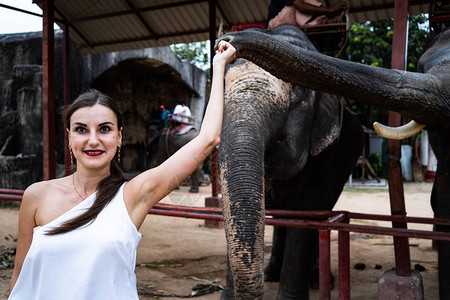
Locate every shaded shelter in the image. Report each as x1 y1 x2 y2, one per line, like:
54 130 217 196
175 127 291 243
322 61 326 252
3 0 436 291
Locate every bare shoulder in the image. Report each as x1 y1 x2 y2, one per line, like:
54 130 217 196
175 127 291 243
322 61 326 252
22 177 71 207
22 181 47 205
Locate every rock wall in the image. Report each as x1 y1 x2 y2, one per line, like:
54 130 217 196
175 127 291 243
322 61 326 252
0 30 207 189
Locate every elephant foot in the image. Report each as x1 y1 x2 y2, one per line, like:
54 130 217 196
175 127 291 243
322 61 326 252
264 264 281 282
189 186 199 193
276 288 309 300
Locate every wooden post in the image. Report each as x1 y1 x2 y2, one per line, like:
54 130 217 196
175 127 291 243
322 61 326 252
388 0 411 276
205 0 223 228
64 24 71 176
42 0 56 180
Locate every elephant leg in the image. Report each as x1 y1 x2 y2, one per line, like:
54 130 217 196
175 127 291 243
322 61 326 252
430 152 450 300
189 166 202 193
221 258 235 300
265 225 287 282
438 240 450 299
432 183 450 299
277 228 318 300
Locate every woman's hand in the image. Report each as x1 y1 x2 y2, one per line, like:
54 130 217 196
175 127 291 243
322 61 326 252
213 41 236 67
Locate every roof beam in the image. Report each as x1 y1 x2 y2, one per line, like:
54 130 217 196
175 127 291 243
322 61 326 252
0 3 41 17
0 3 62 24
78 28 210 50
66 0 209 24
54 7 94 48
123 0 159 39
350 0 429 13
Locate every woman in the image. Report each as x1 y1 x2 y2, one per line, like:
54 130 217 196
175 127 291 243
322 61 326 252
266 0 347 29
9 41 236 300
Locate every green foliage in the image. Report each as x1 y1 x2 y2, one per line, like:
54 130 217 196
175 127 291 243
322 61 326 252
369 152 387 178
345 15 430 71
170 41 210 71
345 15 431 128
1 234 17 269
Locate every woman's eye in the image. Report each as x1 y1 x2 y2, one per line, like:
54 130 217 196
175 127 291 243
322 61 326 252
75 127 86 133
100 126 111 133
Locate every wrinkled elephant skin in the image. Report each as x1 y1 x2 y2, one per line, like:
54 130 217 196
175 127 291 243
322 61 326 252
219 26 450 299
218 25 363 299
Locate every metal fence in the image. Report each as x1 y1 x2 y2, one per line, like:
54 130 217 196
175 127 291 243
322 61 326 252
2 188 450 300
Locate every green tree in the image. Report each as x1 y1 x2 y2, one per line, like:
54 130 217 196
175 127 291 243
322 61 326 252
344 15 431 128
346 14 430 71
343 15 430 178
170 41 210 71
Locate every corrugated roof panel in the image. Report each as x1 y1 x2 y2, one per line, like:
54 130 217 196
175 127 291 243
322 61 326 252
163 10 186 36
59 0 128 20
107 16 142 39
149 7 182 36
142 10 167 35
183 4 207 30
83 0 128 15
169 7 194 32
44 0 431 54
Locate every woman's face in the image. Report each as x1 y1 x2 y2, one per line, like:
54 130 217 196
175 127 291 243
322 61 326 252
68 104 122 171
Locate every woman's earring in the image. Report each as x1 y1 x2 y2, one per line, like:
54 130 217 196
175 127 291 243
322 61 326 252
117 146 121 163
69 146 74 165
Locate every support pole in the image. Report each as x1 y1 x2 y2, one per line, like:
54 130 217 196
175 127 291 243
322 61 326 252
42 0 56 180
209 0 219 198
387 0 411 277
205 0 223 228
339 230 350 300
319 230 331 300
64 24 71 176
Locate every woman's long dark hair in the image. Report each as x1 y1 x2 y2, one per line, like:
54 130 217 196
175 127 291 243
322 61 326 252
46 89 127 235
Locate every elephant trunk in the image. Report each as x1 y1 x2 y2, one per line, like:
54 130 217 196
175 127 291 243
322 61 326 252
218 28 450 126
219 59 291 299
220 129 265 299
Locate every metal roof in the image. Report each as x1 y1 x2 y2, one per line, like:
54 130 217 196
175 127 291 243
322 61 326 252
35 0 430 54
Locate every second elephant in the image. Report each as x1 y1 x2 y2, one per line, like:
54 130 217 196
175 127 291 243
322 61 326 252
152 127 203 193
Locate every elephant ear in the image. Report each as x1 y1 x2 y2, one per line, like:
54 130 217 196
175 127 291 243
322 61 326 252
309 93 343 156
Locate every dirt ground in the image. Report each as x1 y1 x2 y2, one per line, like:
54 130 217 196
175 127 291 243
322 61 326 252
0 181 439 300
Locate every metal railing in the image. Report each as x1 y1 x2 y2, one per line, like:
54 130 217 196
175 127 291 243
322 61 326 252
2 188 450 300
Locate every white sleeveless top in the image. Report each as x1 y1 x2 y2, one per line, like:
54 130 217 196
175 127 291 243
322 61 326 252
9 183 142 300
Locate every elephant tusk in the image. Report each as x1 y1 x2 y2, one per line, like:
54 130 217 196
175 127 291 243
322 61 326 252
373 120 426 140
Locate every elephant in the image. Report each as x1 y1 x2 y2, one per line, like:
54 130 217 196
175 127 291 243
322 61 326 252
150 124 203 193
218 26 450 299
217 25 364 299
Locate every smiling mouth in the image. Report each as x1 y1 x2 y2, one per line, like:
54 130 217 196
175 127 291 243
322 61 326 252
84 150 105 156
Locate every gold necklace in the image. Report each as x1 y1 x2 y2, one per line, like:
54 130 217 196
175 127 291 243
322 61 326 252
72 173 85 200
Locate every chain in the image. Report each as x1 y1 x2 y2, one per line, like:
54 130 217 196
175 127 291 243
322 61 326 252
72 173 85 200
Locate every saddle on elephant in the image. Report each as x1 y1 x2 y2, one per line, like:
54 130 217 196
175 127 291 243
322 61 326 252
167 113 194 125
163 123 196 136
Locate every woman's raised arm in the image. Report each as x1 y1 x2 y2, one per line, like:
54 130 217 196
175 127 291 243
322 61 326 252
124 42 236 228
